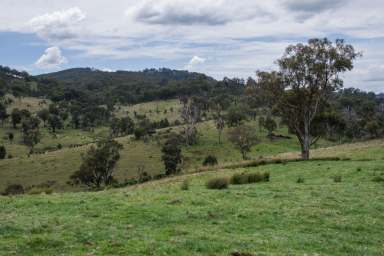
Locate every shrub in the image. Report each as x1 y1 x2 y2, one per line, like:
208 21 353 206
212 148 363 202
3 184 24 195
333 175 342 183
356 167 362 172
27 186 53 195
206 177 229 189
57 143 63 150
230 172 270 185
180 179 189 190
134 127 147 140
0 145 6 159
296 177 305 183
372 176 384 182
202 155 218 166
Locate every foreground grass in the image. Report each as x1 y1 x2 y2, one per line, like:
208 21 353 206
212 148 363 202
1 157 384 255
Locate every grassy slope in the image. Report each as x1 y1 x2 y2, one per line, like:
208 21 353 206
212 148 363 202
1 94 319 192
0 141 383 255
0 118 323 192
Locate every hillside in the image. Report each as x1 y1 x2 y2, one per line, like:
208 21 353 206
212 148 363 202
36 68 219 104
0 140 383 255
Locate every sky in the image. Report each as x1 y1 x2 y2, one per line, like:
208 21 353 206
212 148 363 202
0 0 383 92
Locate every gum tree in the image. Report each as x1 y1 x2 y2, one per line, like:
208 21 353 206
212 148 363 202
260 38 359 159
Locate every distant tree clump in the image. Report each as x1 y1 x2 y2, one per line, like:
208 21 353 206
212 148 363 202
70 140 123 189
228 125 259 160
161 135 182 175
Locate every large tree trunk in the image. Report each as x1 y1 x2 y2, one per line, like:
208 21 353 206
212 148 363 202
301 116 311 160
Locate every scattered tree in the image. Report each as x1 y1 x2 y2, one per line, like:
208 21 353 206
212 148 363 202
259 38 359 159
10 108 22 129
181 98 200 145
21 117 41 155
70 140 123 189
263 116 277 137
228 125 259 160
161 135 182 175
37 109 49 127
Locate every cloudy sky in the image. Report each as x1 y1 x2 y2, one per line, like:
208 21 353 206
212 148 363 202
0 0 383 92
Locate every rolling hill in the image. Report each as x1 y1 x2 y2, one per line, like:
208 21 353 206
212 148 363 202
0 139 383 255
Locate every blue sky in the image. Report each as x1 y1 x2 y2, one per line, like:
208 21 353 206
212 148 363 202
0 0 383 92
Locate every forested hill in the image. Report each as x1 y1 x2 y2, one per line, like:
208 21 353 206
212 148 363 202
36 68 221 104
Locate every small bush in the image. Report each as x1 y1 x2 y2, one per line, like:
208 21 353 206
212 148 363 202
206 177 229 189
0 145 6 159
3 184 24 195
372 176 384 182
230 172 270 185
296 177 305 183
27 186 53 195
180 179 189 190
356 167 362 172
333 175 342 183
57 143 63 150
202 155 218 166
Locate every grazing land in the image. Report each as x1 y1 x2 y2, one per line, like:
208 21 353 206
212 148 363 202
0 140 383 255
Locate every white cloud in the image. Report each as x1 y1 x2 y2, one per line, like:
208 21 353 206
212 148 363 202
35 46 68 69
126 0 271 26
28 7 86 41
185 56 206 69
0 0 383 91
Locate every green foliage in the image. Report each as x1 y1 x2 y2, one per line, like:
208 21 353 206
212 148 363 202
161 135 182 175
180 179 190 190
258 38 360 159
230 172 270 185
10 108 22 128
0 145 6 159
225 104 248 127
372 176 384 182
333 175 342 183
206 177 229 189
2 183 24 195
228 125 259 160
70 139 123 189
263 116 277 136
202 155 218 166
21 116 41 154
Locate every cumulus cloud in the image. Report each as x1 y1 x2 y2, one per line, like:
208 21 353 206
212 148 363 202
28 7 86 40
283 0 345 20
185 56 206 69
0 0 383 91
35 46 67 69
127 0 271 26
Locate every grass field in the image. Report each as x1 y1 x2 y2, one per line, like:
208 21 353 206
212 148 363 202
0 140 383 255
114 99 183 122
0 117 333 192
